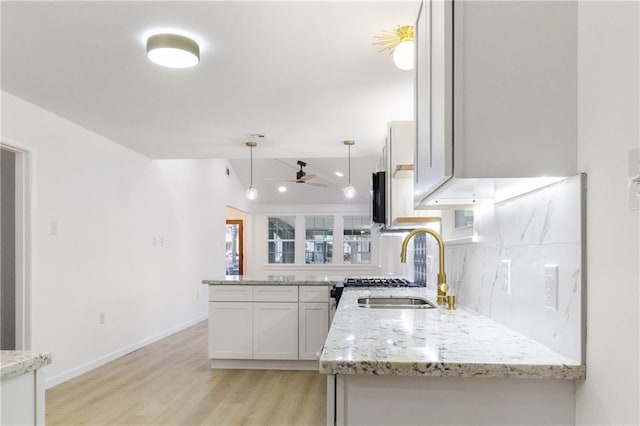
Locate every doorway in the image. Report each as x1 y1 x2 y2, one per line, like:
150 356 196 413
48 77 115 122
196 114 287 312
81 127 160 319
1 144 30 350
225 220 243 275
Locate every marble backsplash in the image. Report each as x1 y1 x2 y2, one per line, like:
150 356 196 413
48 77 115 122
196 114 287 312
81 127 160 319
445 175 585 363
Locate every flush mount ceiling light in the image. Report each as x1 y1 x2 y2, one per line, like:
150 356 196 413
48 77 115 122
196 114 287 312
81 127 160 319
245 142 258 201
342 140 356 199
373 25 415 71
146 33 200 68
278 186 287 193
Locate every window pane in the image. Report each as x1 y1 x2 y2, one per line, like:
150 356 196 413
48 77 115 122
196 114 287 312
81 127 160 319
343 215 371 264
305 215 333 264
267 216 295 264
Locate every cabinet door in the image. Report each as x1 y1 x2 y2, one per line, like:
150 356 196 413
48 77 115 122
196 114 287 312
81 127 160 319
208 302 253 359
414 0 453 206
253 303 299 360
299 303 329 360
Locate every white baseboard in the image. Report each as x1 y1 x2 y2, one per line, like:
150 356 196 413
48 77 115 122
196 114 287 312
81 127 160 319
209 359 319 371
45 315 207 389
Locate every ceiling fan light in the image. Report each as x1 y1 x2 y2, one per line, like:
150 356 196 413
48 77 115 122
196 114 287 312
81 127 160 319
343 185 357 199
393 40 415 71
246 186 259 200
146 33 200 68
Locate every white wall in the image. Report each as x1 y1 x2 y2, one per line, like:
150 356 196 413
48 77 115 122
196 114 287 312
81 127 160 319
575 2 640 424
1 92 249 387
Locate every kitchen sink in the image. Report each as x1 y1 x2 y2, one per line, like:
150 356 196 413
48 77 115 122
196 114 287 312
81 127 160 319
357 296 437 309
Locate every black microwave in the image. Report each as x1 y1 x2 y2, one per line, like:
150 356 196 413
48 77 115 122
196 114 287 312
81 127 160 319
372 171 386 225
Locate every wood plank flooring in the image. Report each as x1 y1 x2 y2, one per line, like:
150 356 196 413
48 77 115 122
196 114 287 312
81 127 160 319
46 321 326 425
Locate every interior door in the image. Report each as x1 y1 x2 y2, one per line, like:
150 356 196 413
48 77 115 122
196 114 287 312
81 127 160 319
225 220 243 275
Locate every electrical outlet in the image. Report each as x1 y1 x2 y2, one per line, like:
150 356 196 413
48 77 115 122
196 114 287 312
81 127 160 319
544 264 559 310
99 312 106 325
501 260 511 295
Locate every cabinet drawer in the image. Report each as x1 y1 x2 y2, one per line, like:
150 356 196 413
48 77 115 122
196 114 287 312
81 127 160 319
299 286 329 303
252 286 298 302
209 285 252 302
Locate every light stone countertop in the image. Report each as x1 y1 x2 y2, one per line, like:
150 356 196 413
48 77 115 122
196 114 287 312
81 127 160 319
202 274 344 286
1 351 52 382
319 288 585 380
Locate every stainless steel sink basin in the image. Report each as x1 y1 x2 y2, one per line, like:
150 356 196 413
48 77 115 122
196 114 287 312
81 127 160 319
357 296 437 309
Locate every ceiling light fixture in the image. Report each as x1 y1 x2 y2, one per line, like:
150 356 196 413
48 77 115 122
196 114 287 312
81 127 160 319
373 25 415 71
146 33 200 68
335 171 344 178
343 140 356 199
245 142 258 201
278 186 287 193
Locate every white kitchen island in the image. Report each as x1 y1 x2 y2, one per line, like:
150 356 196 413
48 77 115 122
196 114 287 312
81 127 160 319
1 351 51 426
320 288 585 425
203 275 342 370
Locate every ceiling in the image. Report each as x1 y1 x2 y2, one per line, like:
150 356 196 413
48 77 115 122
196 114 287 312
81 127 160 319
1 1 417 204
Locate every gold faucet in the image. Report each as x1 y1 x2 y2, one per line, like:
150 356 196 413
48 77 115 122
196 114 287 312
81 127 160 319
400 228 449 305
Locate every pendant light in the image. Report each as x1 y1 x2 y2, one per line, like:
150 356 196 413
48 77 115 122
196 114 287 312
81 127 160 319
343 140 356 199
245 142 258 200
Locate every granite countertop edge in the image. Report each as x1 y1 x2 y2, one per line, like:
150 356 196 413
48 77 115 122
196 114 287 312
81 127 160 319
319 360 585 380
1 351 52 382
202 275 343 286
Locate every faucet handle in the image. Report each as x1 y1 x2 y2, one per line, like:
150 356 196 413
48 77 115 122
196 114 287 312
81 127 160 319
446 295 456 310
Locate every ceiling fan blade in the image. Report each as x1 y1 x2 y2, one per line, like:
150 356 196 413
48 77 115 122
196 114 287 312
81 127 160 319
298 174 315 182
305 182 329 188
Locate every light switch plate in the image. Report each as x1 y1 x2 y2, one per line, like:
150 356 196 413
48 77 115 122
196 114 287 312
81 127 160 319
544 264 559 310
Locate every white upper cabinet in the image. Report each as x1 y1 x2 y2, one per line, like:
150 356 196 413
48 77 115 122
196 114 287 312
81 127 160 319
414 0 578 208
383 121 441 228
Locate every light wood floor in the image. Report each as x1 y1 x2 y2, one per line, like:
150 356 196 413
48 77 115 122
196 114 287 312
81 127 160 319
46 321 326 425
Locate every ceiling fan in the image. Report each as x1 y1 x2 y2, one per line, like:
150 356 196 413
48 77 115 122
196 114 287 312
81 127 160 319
289 161 329 188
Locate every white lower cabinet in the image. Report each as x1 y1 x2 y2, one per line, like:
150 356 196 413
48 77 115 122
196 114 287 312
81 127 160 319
208 285 329 364
253 302 299 360
299 303 329 360
208 302 253 359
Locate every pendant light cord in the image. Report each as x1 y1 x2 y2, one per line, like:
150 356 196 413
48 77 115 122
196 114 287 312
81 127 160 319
348 145 352 185
250 145 253 187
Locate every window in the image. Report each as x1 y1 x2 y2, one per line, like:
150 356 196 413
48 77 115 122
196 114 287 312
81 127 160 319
268 216 295 264
305 216 333 264
343 215 371 264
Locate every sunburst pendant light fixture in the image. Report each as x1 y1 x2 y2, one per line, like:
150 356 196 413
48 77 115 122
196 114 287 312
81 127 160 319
343 140 356 199
373 25 415 71
245 142 258 201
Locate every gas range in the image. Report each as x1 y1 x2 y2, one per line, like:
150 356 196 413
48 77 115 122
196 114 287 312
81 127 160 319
343 277 414 287
330 277 422 305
